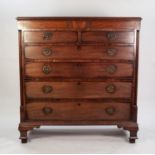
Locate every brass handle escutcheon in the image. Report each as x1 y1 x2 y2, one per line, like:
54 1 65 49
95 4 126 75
42 107 53 115
105 107 115 115
107 32 117 40
43 32 53 40
105 84 116 93
107 48 117 56
106 64 117 74
42 48 52 56
42 85 53 94
42 65 51 74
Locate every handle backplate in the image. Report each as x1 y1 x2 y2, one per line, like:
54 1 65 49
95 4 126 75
42 85 53 94
42 48 52 56
107 48 117 56
106 64 117 74
105 107 116 115
42 65 51 74
42 107 53 114
43 32 53 40
105 84 116 93
107 32 117 40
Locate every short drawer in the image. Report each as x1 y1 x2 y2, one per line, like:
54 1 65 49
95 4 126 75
82 31 134 43
26 102 130 121
25 45 134 60
25 62 133 78
26 82 132 99
24 31 77 43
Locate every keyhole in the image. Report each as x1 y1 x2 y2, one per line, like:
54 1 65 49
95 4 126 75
77 45 81 50
77 103 81 106
77 82 81 85
76 63 81 67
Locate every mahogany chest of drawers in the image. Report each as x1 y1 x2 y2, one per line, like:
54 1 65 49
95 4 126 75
17 17 141 143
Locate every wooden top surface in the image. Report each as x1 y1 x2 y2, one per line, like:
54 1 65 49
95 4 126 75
16 17 142 21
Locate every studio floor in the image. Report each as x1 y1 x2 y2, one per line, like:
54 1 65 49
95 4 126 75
0 99 155 154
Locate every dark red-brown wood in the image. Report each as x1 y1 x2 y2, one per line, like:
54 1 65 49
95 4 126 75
26 82 132 99
25 45 134 60
25 62 133 78
82 31 134 43
17 17 141 143
24 31 77 43
26 102 130 121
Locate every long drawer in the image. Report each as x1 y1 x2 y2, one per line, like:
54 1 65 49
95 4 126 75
26 82 132 99
25 62 133 78
25 45 134 60
26 102 130 121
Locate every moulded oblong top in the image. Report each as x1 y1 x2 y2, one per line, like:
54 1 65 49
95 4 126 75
16 16 142 21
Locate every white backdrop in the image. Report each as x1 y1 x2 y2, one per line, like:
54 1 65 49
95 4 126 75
0 0 155 153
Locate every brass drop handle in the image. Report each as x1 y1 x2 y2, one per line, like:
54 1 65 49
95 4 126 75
107 48 117 56
106 64 117 74
105 107 115 115
42 48 52 56
105 84 116 93
42 65 51 74
42 107 53 115
42 85 53 94
107 32 117 40
43 32 53 40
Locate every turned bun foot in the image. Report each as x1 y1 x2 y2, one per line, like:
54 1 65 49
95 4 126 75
21 138 27 143
129 138 136 143
19 130 28 144
129 130 138 143
117 125 122 129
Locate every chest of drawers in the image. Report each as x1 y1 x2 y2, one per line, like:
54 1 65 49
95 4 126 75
17 17 141 143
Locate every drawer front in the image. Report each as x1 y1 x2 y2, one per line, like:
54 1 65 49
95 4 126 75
26 102 130 121
26 82 132 99
25 62 133 78
82 31 134 43
24 31 77 43
25 45 134 60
